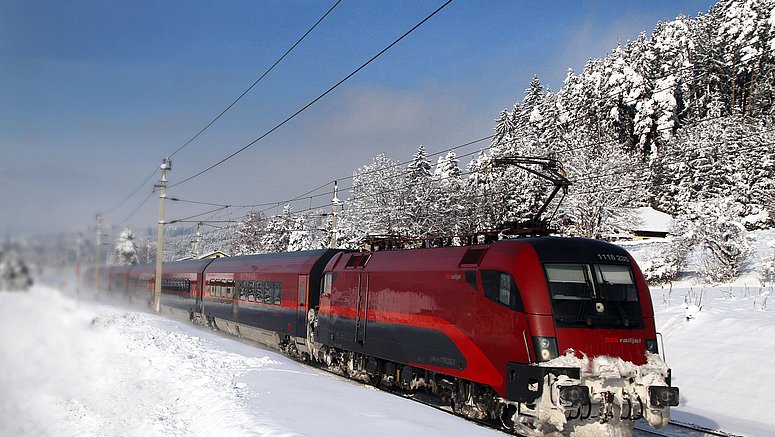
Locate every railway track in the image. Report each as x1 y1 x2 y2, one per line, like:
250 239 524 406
633 419 743 437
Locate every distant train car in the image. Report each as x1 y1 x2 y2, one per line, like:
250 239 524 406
126 262 155 299
199 249 339 352
159 259 213 312
107 265 132 293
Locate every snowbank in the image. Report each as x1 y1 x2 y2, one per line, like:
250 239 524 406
651 284 775 436
0 285 497 437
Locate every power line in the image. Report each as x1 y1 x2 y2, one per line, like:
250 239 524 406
168 0 343 159
117 190 155 226
169 0 455 189
101 168 158 216
101 1 342 219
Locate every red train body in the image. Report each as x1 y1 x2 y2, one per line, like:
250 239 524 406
90 236 677 435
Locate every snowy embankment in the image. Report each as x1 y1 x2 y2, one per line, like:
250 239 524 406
0 286 497 437
622 229 775 437
651 284 775 436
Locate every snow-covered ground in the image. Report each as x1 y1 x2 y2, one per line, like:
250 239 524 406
3 230 775 436
0 286 497 437
621 230 775 436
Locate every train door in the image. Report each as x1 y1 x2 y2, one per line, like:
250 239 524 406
355 273 370 345
196 275 206 314
296 274 309 337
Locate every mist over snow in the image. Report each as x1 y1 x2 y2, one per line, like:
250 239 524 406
0 286 497 437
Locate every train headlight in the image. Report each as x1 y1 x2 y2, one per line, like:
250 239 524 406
648 386 679 407
646 339 659 354
532 336 559 362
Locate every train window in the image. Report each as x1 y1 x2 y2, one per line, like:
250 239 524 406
273 283 282 305
545 264 595 300
594 265 638 302
465 271 477 291
322 273 333 294
481 270 523 312
263 283 272 304
459 248 487 267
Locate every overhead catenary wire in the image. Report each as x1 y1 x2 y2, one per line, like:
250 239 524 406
194 114 774 228
101 169 158 216
99 1 342 220
168 0 343 159
169 0 455 189
103 28 760 224
117 190 156 226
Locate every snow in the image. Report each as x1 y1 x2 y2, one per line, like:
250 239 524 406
0 285 497 437
635 207 672 234
623 229 775 436
651 284 775 436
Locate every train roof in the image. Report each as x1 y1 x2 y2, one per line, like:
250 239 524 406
205 249 340 274
161 258 214 274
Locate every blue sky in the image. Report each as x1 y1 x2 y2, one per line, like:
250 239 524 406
0 0 717 237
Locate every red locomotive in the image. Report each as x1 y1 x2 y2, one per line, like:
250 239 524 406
91 235 678 435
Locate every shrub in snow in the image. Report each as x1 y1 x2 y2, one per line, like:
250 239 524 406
761 251 775 286
0 251 33 291
641 252 683 285
672 198 753 283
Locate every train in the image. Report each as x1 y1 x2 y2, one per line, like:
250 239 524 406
89 236 679 435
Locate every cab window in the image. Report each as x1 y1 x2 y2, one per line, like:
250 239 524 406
544 264 594 300
481 270 523 312
594 264 638 301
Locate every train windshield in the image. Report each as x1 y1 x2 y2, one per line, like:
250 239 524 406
544 263 642 327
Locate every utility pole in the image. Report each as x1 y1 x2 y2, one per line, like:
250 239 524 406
95 214 102 298
329 181 342 249
76 233 82 306
153 158 171 314
194 222 202 258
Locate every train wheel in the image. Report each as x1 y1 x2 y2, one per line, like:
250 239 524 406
500 404 517 431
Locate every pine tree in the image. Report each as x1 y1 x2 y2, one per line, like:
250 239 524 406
404 145 434 238
113 228 139 265
349 153 406 239
234 211 267 255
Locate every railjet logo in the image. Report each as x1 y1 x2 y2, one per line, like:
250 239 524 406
605 337 642 344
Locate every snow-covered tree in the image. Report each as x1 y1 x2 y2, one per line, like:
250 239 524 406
287 213 315 252
760 240 775 285
673 198 754 283
557 140 644 238
234 211 267 255
113 228 139 265
261 205 295 253
430 151 464 235
404 145 434 238
0 249 33 291
349 153 406 239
